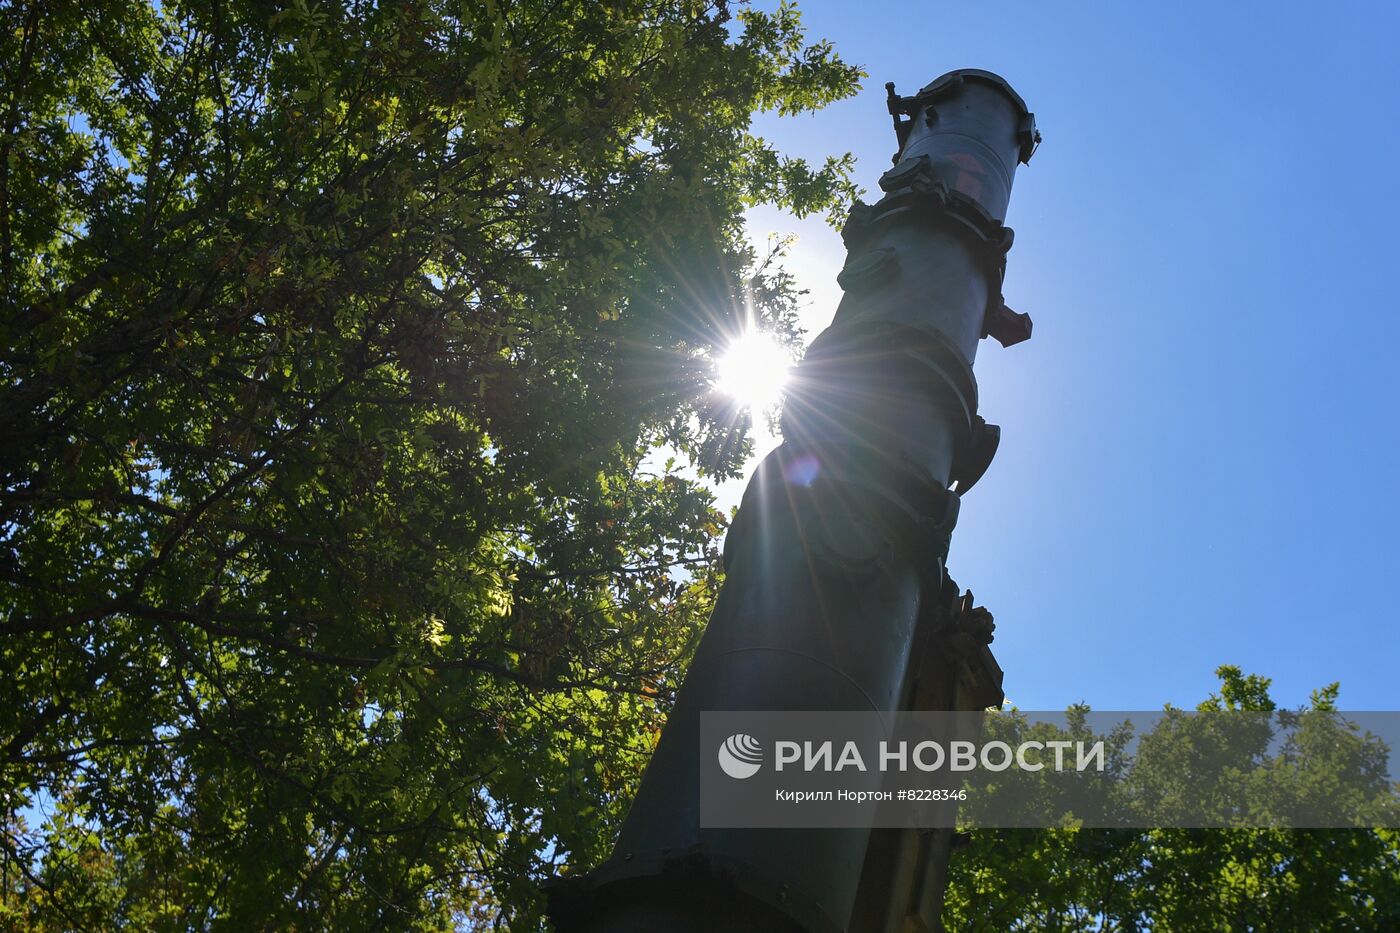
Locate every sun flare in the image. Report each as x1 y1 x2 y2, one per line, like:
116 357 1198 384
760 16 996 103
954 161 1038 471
715 330 793 412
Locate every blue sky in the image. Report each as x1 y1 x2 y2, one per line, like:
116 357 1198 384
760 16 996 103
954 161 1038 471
726 1 1400 711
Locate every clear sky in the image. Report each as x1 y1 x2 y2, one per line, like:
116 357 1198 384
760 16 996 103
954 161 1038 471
724 1 1400 711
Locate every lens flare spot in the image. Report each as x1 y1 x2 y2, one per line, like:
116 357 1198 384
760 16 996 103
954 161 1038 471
783 453 821 487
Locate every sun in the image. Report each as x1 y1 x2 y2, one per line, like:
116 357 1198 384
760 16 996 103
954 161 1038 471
714 329 793 412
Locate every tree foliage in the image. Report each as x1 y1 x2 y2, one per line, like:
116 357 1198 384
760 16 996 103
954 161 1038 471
0 0 862 928
946 667 1400 931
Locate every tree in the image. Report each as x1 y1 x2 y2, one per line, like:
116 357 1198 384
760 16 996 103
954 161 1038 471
944 667 1400 931
0 1 862 928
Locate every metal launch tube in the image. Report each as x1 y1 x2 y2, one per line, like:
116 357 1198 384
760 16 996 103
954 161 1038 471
549 69 1039 933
